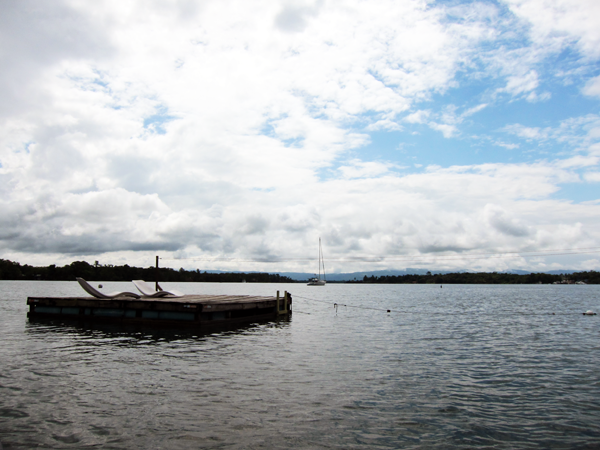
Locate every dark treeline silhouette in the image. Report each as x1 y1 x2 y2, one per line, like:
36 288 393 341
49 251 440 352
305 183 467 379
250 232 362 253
0 259 294 283
1 258 598 284
354 271 599 284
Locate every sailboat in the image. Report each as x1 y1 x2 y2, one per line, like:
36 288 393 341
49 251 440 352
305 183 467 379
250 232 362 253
307 238 326 286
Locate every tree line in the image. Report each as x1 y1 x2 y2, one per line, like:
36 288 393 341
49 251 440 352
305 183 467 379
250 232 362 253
1 258 598 284
0 259 294 283
355 271 599 284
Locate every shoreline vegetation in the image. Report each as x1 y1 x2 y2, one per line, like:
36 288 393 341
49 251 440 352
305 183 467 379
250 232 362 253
0 259 294 283
0 259 598 284
354 271 599 285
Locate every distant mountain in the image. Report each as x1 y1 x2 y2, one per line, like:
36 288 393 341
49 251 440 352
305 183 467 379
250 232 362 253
542 270 579 275
499 269 579 275
184 268 582 282
503 269 531 275
275 268 582 282
277 268 462 282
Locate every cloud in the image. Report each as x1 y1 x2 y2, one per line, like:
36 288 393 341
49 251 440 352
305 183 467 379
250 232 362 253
556 155 599 169
503 70 540 96
503 114 600 151
582 75 600 98
494 70 550 102
337 159 392 179
494 141 520 150
2 156 599 272
581 259 600 270
584 172 600 182
428 122 459 138
404 110 430 124
505 0 600 59
411 103 487 138
484 204 531 237
365 119 402 131
463 103 488 117
0 0 599 273
275 0 323 33
503 124 550 140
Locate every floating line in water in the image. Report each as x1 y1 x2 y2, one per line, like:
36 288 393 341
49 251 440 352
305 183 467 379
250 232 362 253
293 294 591 316
293 294 402 314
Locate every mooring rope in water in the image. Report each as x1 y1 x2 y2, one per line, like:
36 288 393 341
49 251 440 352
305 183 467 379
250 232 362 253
292 294 596 316
293 294 400 314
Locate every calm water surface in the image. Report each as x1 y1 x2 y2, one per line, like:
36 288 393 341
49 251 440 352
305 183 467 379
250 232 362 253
1 281 599 449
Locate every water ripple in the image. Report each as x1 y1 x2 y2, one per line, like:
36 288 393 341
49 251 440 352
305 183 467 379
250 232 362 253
1 282 600 448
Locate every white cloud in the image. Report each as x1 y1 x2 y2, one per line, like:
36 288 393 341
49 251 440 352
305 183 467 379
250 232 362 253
505 0 600 59
404 110 430 124
525 90 551 102
494 141 520 150
0 0 599 273
584 172 600 182
589 144 600 156
2 156 599 272
274 0 323 33
365 119 402 131
580 259 600 270
503 70 540 96
495 70 551 102
337 159 392 179
463 103 488 117
582 75 600 98
412 103 487 138
503 115 600 152
484 204 531 237
504 124 549 140
428 122 459 138
557 155 599 169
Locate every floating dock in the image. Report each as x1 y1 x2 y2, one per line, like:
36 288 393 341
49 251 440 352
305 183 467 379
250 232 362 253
27 291 291 327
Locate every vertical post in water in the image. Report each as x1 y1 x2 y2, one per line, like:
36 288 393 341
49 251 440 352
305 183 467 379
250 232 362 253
276 290 280 315
155 255 159 291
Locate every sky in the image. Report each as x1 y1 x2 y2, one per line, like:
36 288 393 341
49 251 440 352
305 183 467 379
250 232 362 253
1 0 600 274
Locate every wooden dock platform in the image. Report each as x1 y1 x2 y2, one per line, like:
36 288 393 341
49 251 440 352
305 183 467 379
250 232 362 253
27 291 291 327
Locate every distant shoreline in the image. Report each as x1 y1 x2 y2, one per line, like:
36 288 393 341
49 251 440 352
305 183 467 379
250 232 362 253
0 259 293 283
1 259 598 284
349 271 598 284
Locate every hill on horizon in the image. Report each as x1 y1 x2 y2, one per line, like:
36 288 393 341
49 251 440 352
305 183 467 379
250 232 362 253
272 268 581 282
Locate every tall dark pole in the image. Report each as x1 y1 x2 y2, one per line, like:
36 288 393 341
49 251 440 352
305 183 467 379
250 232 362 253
155 255 159 291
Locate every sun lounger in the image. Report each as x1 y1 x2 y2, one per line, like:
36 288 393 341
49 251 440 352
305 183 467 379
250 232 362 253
76 277 140 299
132 280 184 298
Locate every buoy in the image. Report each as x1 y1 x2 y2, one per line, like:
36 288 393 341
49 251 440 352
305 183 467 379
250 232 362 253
583 310 597 316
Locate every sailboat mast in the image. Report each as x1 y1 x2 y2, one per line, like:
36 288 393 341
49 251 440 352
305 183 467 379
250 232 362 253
321 243 327 280
318 237 321 279
320 238 326 281
307 238 326 286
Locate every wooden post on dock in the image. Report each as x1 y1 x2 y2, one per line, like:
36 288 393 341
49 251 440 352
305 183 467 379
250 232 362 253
276 291 289 315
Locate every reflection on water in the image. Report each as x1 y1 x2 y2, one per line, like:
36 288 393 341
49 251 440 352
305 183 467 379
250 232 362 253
26 315 292 344
1 281 600 449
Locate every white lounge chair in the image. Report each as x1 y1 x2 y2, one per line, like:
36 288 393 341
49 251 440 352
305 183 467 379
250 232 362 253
76 277 140 299
132 280 184 298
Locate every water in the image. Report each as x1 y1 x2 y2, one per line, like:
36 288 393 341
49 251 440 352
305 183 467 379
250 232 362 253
1 281 600 449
